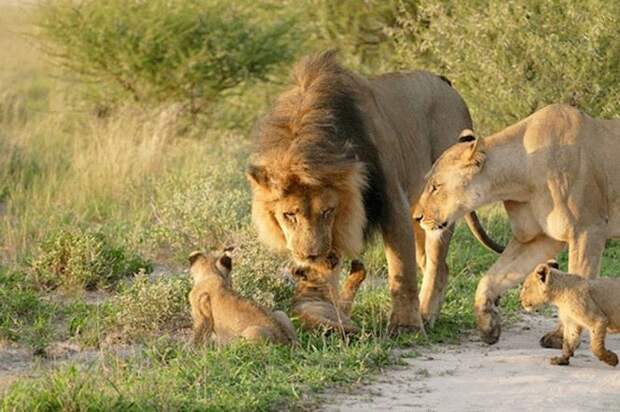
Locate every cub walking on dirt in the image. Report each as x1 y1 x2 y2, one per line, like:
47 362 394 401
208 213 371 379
291 259 366 334
520 260 620 367
188 251 297 346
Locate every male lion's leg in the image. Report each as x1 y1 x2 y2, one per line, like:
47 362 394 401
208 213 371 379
542 227 606 348
419 224 454 327
413 220 427 273
382 197 424 335
339 260 366 316
475 235 564 344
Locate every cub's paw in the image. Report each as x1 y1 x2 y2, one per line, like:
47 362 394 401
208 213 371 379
550 356 570 366
601 350 619 367
540 330 564 349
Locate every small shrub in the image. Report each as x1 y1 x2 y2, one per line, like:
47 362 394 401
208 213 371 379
36 0 299 115
29 228 151 291
103 273 191 343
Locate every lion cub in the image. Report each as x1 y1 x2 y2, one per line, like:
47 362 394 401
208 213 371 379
291 259 366 334
188 251 297 346
520 260 620 367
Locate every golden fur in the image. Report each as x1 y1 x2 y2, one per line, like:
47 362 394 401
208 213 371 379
188 251 297 346
521 261 620 366
248 50 498 331
415 104 620 346
291 260 366 334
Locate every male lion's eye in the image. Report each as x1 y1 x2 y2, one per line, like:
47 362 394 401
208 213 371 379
430 183 442 194
322 208 335 219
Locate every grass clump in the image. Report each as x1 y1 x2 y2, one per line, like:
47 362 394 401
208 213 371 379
28 228 151 292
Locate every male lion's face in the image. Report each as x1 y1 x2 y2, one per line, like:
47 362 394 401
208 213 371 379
272 185 340 268
414 131 486 235
520 262 555 311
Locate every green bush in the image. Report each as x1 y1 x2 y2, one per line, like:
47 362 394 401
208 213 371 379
29 228 151 291
36 0 298 115
390 0 620 133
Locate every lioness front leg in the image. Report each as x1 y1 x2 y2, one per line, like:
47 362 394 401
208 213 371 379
382 197 424 335
419 224 453 327
475 235 564 344
542 227 606 349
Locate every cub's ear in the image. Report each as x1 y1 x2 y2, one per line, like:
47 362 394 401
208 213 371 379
246 164 270 189
292 266 308 281
458 129 476 143
217 255 233 274
535 264 550 283
546 259 559 270
188 251 204 266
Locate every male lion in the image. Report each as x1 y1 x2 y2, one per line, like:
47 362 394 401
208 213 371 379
247 50 501 333
521 261 619 367
189 251 297 346
414 103 620 346
292 259 366 334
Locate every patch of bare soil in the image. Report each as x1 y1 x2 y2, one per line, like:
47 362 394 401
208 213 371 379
324 313 620 412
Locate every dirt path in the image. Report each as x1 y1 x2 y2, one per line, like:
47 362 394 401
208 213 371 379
324 314 620 411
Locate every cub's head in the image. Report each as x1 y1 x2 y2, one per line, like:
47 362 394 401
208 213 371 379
520 260 559 311
188 251 233 287
414 130 487 235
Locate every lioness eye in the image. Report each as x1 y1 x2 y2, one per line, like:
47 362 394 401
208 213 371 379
283 212 297 224
322 208 335 219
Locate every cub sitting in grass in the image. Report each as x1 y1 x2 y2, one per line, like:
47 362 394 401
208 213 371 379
520 260 619 367
291 257 366 334
188 251 297 346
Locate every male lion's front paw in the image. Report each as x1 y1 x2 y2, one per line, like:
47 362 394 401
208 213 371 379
539 330 564 349
550 356 570 366
476 302 502 345
388 309 425 337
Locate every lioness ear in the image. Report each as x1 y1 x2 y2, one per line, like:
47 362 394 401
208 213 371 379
536 264 550 283
217 255 232 274
246 164 271 189
546 259 559 270
458 129 476 143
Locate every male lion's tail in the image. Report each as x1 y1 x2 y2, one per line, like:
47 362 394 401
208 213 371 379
464 212 504 254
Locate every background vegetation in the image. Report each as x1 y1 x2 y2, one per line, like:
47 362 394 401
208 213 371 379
1 0 619 409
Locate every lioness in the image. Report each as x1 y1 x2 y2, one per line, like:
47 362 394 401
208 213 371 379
247 50 501 333
188 251 297 346
521 261 619 367
292 259 366 334
414 104 620 346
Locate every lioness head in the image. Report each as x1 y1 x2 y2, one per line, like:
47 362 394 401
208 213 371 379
414 129 487 234
188 251 233 286
520 260 559 311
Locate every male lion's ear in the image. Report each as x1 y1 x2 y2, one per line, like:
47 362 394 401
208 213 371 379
536 264 550 283
292 266 308 281
246 164 271 188
458 129 476 143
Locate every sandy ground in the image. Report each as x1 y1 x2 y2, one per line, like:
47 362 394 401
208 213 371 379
324 314 620 412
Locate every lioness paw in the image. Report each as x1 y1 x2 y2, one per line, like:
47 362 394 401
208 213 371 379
550 356 570 366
